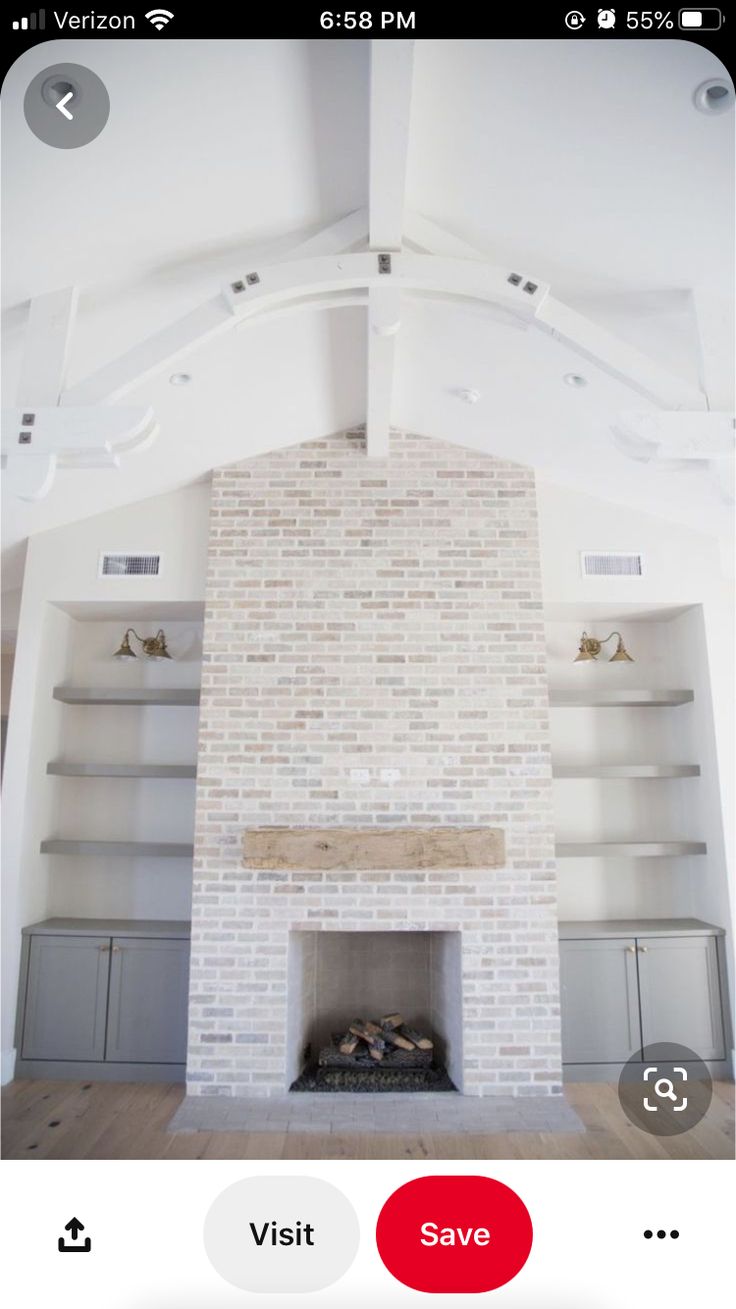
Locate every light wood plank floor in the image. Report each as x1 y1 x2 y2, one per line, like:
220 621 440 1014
2 1079 733 1160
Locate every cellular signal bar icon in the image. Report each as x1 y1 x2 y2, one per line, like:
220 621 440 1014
12 10 45 28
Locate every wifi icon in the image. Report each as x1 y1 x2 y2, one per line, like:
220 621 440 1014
145 8 173 28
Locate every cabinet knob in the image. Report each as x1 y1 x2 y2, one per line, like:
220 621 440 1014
638 946 649 953
98 944 110 952
626 946 636 953
111 945 121 953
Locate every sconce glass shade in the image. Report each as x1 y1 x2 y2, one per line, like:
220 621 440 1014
113 631 137 660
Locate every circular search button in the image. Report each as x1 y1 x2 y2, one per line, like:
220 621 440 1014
618 1042 712 1136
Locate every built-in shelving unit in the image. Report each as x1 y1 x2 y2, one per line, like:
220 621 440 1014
43 682 199 857
556 840 707 858
545 607 715 924
40 614 202 926
40 839 194 857
549 689 693 708
53 686 200 706
47 762 196 778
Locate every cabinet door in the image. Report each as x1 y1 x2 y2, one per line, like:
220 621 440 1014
637 936 725 1061
22 935 110 1061
105 937 190 1063
560 939 641 1063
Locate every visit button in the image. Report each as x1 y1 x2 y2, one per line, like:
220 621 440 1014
376 1175 533 1293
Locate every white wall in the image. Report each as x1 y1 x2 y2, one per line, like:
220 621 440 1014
1 651 16 716
1 482 210 1081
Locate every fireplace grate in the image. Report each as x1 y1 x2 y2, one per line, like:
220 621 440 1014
290 1066 457 1093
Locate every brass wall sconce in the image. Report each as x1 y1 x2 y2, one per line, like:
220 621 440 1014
574 630 634 663
113 628 172 661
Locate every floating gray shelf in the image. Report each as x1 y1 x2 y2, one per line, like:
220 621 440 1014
47 762 197 779
549 689 694 708
553 764 700 779
555 840 707 858
52 687 200 706
40 839 194 858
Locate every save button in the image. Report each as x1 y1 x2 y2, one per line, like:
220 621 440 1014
376 1175 533 1293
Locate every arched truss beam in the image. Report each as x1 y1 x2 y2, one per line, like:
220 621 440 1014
5 213 712 501
61 251 706 415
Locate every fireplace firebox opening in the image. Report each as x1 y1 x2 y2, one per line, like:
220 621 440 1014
287 930 463 1093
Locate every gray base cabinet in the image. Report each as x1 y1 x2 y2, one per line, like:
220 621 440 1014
636 935 725 1061
21 934 110 1062
106 937 189 1064
559 920 729 1079
560 938 641 1064
16 919 190 1081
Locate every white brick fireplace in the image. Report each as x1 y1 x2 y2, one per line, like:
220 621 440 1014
186 430 563 1100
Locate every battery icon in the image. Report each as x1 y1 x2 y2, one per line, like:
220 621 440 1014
678 8 722 27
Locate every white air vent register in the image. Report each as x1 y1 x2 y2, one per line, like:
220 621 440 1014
580 552 644 578
99 552 161 577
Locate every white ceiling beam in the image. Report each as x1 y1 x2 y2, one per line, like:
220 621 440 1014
612 410 735 505
62 296 235 406
369 40 415 250
366 286 401 458
61 251 705 414
2 406 157 500
224 254 547 319
62 212 369 406
691 288 734 411
406 215 707 411
614 411 734 460
403 212 488 261
536 294 707 412
281 208 368 259
18 287 79 406
366 40 414 456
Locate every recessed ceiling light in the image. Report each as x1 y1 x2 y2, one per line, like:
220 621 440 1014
456 388 481 404
169 372 192 386
564 373 587 388
693 79 734 115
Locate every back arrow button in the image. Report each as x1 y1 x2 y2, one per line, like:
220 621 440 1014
56 91 74 120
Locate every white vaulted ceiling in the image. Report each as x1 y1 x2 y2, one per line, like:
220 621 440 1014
1 37 734 579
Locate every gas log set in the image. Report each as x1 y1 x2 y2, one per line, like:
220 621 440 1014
290 1012 456 1093
325 1013 434 1067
